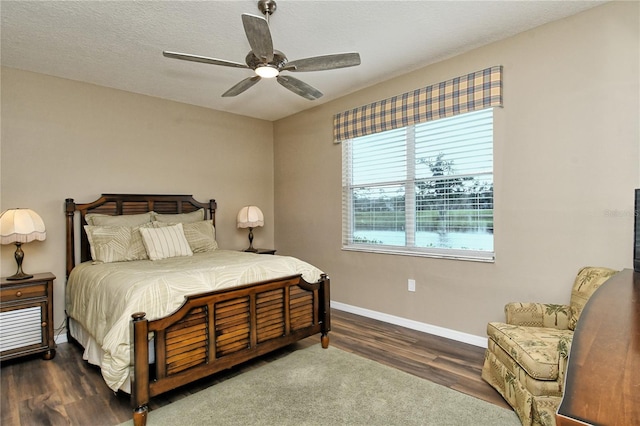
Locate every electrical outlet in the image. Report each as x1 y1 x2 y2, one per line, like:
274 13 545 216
408 279 416 292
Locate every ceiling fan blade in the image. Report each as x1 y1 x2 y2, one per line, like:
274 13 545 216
276 75 323 100
222 76 261 97
285 53 361 72
163 51 250 69
241 14 274 63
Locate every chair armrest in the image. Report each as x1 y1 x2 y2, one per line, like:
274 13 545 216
505 302 571 329
557 335 573 391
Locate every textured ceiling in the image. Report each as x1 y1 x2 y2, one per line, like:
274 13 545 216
1 1 606 121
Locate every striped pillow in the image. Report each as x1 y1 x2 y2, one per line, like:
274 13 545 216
150 220 218 253
139 223 193 260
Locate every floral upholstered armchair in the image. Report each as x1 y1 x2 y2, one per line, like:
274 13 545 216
481 266 618 426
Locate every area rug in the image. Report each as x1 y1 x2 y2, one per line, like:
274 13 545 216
120 345 518 425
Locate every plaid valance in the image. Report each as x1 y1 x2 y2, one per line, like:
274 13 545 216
333 65 503 143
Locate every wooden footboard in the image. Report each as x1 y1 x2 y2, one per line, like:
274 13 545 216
130 273 330 426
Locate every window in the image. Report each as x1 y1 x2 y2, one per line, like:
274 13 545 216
335 65 502 261
342 108 494 261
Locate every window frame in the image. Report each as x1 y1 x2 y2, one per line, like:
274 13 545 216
341 109 495 263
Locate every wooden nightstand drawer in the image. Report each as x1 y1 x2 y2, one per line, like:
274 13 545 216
0 283 47 302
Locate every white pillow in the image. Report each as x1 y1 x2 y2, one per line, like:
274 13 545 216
139 223 193 261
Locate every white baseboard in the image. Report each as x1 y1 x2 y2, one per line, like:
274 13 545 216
331 301 488 348
53 305 488 348
55 333 68 345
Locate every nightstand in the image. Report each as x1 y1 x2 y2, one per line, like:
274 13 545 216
243 248 276 255
0 272 56 361
255 248 276 255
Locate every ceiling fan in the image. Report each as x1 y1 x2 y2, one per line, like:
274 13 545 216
163 0 361 100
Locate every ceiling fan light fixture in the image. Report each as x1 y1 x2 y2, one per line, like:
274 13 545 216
255 65 279 78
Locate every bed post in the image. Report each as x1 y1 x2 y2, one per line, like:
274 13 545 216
208 199 217 228
320 274 331 349
131 312 150 426
65 198 76 279
64 199 76 343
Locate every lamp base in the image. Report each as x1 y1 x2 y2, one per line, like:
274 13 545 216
244 227 257 252
7 242 33 280
6 271 34 281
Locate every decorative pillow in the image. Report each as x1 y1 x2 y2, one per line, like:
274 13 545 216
86 212 153 227
150 220 217 253
181 221 218 253
139 223 193 261
153 209 205 224
84 225 149 263
568 266 618 330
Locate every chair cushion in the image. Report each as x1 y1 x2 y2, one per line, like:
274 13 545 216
487 322 573 380
485 339 564 396
568 267 617 330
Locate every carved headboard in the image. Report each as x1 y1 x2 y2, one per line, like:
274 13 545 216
65 194 217 278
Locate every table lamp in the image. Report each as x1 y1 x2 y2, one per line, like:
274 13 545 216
237 206 264 252
0 208 46 280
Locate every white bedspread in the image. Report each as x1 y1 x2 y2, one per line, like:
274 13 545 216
66 250 323 391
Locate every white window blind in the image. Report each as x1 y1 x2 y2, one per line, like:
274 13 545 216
342 108 494 261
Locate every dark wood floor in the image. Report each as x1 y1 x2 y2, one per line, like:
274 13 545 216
0 309 509 426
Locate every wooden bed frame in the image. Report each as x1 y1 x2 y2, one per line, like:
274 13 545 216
64 194 331 426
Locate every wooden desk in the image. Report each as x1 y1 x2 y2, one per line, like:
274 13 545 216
556 269 640 425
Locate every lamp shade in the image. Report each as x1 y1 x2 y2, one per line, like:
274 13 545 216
0 208 46 245
237 206 264 228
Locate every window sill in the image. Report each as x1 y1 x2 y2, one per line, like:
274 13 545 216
341 245 495 263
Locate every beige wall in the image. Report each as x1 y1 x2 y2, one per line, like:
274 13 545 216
1 68 275 330
274 2 640 337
